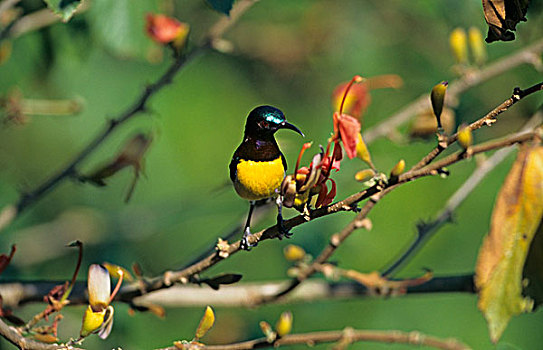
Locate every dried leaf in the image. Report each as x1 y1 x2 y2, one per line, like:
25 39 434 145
482 0 530 43
475 143 543 343
194 306 215 340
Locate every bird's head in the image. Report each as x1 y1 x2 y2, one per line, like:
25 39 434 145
244 105 304 138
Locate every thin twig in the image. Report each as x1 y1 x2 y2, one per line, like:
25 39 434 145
157 328 471 350
0 318 82 350
410 82 543 171
381 110 543 277
362 38 543 144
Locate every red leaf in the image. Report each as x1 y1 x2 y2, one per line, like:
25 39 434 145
337 114 361 159
0 245 16 276
315 182 328 208
145 14 187 44
332 82 370 119
331 142 343 171
315 179 337 208
321 179 337 207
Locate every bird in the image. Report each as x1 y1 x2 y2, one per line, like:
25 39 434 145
230 105 304 250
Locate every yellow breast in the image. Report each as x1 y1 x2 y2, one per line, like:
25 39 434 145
234 157 285 200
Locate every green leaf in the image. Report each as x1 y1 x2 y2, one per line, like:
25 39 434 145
43 0 83 22
87 0 162 59
205 0 235 15
475 143 543 343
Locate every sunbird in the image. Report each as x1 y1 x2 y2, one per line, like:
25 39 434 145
230 105 304 250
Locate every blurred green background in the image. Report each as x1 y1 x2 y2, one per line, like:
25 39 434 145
1 0 542 349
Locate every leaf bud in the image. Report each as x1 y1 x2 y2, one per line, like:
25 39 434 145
356 133 374 169
450 28 468 64
457 124 473 149
275 311 293 337
259 321 276 343
88 264 111 311
390 159 405 177
195 306 215 340
468 27 487 66
283 244 306 261
430 81 448 130
355 169 375 182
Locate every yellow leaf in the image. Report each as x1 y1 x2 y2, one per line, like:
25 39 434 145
356 134 372 167
103 262 134 281
475 143 543 343
194 306 215 340
449 28 468 64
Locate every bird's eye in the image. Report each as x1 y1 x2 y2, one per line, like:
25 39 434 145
261 121 269 128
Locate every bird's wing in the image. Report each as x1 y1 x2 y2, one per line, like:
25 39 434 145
281 152 287 172
229 155 239 182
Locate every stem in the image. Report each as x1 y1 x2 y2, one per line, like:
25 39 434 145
157 328 470 350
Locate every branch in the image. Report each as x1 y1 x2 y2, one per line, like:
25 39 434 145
0 0 258 233
411 81 543 171
157 328 471 350
362 38 543 144
233 82 543 305
0 274 475 309
382 110 543 276
0 318 83 350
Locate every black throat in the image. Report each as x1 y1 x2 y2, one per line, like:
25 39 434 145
235 134 281 161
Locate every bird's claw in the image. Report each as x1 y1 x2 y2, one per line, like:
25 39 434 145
240 227 258 251
276 214 292 240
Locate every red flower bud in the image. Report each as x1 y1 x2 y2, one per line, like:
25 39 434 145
145 14 189 46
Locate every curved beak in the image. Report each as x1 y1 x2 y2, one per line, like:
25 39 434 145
280 121 304 137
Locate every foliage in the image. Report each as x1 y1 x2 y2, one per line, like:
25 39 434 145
0 1 542 350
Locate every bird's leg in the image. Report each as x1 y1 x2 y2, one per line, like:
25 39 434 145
241 201 257 251
275 195 292 239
